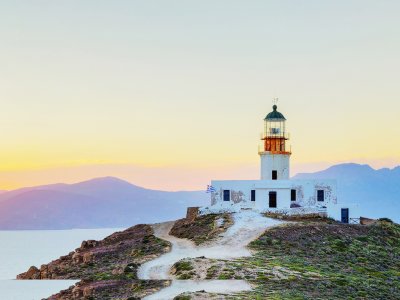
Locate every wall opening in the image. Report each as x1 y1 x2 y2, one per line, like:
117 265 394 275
341 208 349 223
251 190 256 201
291 189 296 201
223 190 230 201
269 191 277 208
317 190 325 202
272 170 278 180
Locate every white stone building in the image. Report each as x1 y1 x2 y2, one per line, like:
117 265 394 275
205 104 357 223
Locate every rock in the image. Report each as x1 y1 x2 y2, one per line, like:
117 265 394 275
83 252 93 263
124 263 139 274
18 266 40 279
72 286 83 298
40 264 50 279
72 252 83 264
81 240 98 249
186 207 199 222
83 286 94 297
360 216 377 225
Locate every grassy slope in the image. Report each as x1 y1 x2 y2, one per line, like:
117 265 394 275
175 219 400 300
244 220 400 299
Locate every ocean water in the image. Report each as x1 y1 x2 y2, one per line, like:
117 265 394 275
0 228 123 300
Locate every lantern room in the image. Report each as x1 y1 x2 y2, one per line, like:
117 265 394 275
262 104 291 154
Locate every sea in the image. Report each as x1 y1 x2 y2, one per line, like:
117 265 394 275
0 228 124 300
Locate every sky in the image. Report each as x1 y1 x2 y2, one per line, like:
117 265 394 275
0 1 399 190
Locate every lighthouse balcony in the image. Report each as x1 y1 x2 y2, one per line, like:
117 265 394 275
258 145 292 155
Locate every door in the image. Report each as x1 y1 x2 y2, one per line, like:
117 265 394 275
269 191 277 208
251 190 256 202
341 208 349 223
317 190 324 202
223 190 230 201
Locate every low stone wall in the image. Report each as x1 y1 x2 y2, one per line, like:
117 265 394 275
262 207 327 217
186 207 199 222
360 216 376 225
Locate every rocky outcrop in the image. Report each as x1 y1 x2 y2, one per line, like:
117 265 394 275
46 279 169 300
17 224 171 280
170 213 232 245
22 266 41 279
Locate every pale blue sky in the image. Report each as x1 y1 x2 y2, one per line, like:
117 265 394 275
0 1 399 189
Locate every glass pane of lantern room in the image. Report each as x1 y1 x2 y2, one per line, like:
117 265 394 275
270 123 280 135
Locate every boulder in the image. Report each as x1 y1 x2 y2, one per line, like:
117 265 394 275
72 252 83 264
83 252 93 263
81 240 98 249
18 266 40 279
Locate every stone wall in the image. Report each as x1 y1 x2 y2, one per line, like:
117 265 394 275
186 207 199 222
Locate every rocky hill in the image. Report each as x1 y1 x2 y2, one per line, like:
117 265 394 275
17 211 400 299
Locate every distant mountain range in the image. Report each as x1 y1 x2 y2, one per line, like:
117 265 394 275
0 177 208 230
294 163 400 223
0 163 398 229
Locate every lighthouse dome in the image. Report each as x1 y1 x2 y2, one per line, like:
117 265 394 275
264 105 286 120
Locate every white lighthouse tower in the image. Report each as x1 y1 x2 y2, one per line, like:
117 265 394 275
206 99 357 224
259 103 291 180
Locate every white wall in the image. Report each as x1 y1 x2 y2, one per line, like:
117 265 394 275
255 188 291 210
260 153 290 180
328 203 360 223
210 179 337 212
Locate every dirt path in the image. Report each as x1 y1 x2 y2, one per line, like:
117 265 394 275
137 221 196 280
137 210 283 299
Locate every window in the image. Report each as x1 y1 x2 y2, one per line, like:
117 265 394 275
251 190 256 201
291 189 296 201
269 191 277 208
223 190 230 201
317 190 324 202
270 127 280 134
272 170 278 180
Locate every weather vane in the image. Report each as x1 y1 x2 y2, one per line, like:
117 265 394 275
272 97 279 105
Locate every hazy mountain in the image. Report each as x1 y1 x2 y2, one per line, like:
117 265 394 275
0 177 208 230
294 163 400 222
1 163 398 229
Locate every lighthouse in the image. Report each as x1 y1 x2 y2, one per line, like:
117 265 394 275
206 99 356 224
259 104 291 180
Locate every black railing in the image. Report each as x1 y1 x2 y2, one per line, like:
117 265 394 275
350 218 360 224
260 132 290 140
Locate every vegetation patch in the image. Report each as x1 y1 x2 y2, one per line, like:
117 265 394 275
185 220 400 299
171 260 196 279
241 220 400 299
170 213 232 245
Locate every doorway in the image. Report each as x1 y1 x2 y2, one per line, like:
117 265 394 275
223 190 230 201
341 208 349 223
269 191 277 208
